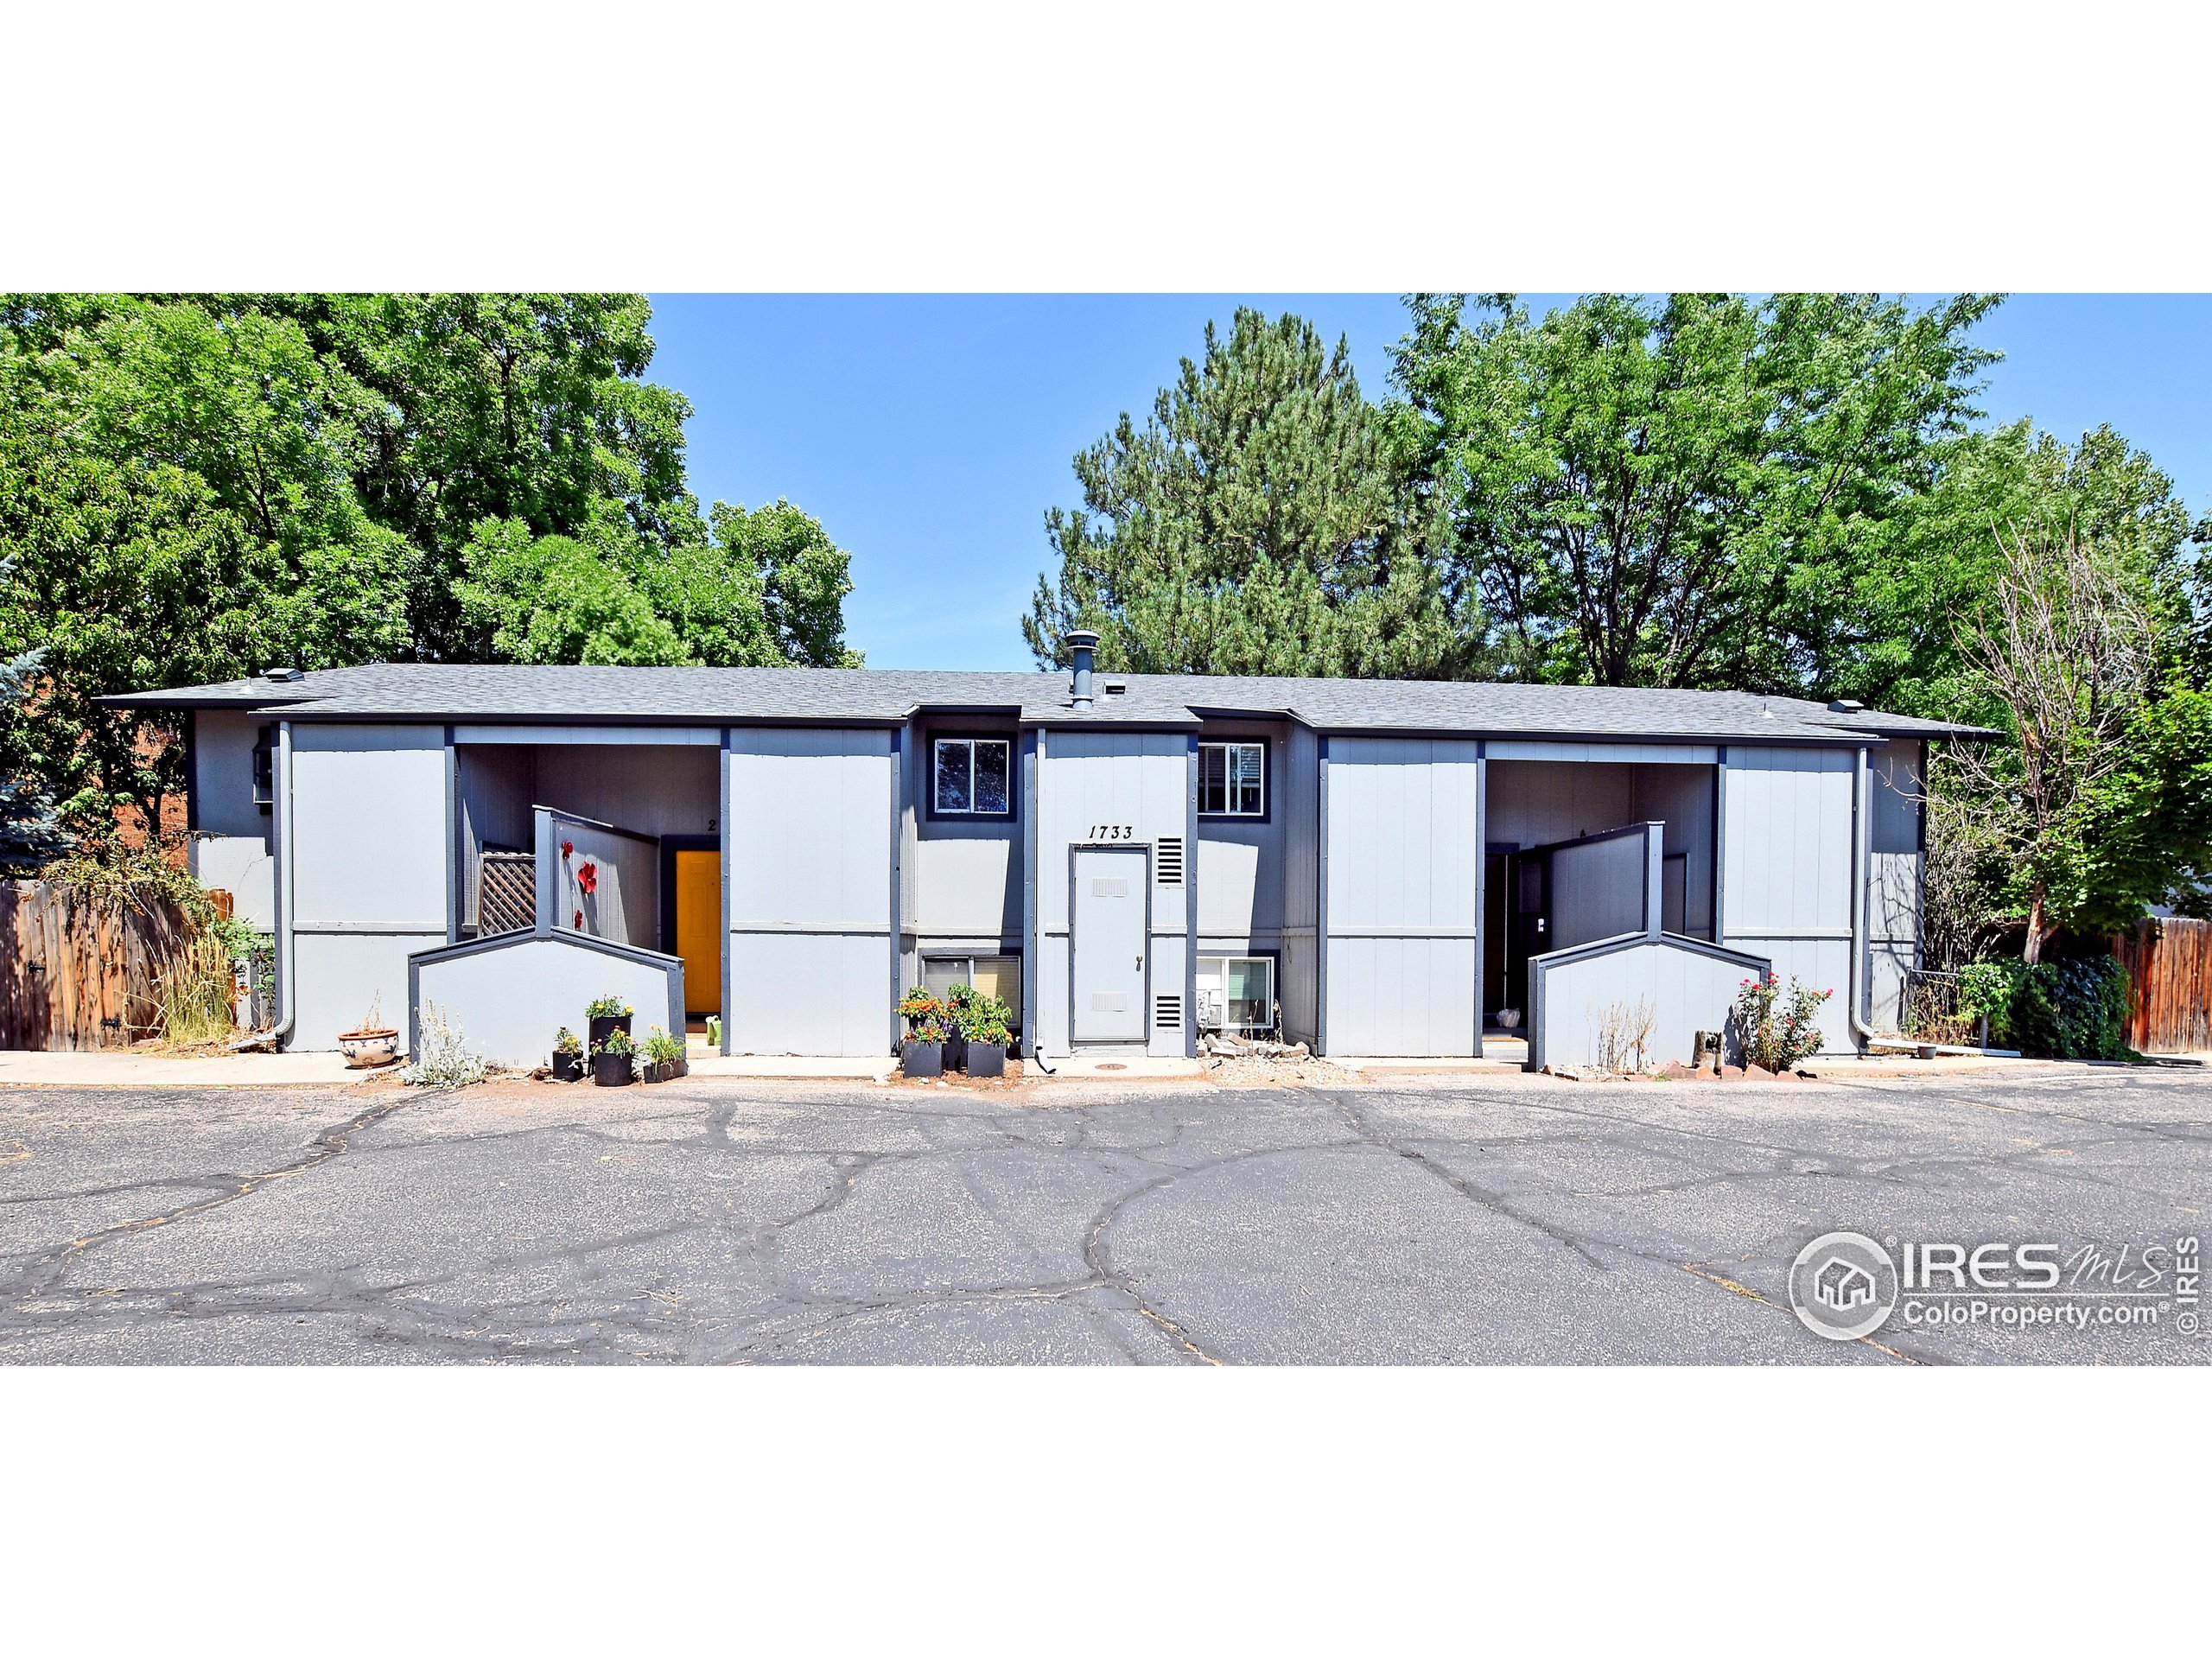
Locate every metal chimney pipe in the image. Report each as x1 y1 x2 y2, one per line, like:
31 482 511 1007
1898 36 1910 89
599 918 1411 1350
1066 629 1099 709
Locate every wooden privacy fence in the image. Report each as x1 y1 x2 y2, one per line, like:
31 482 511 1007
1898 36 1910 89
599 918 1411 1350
0 881 198 1051
2111 917 2212 1055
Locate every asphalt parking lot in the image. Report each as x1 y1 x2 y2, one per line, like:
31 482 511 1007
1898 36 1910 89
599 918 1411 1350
0 1065 2205 1363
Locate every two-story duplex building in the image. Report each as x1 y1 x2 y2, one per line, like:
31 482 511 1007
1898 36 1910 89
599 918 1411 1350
111 635 1975 1071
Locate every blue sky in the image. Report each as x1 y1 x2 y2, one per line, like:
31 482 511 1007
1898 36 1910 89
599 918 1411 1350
645 294 2212 671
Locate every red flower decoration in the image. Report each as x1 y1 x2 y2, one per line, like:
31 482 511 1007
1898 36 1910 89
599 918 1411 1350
574 909 583 928
561 840 574 859
577 860 599 895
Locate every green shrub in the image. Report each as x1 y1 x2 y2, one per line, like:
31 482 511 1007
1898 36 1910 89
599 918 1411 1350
1959 955 2132 1059
1731 973 1831 1071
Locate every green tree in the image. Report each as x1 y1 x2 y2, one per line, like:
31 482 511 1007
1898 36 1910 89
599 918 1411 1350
0 642 73 874
457 503 859 670
1393 291 1999 690
1024 308 1468 678
1859 421 2201 719
0 296 414 830
252 293 703 660
0 293 859 834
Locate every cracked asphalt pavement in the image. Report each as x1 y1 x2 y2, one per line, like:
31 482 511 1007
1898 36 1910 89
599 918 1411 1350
1 1065 2205 1363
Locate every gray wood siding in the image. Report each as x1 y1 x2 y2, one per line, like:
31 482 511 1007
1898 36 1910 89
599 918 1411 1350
1534 938 1759 1070
1720 745 1856 1052
1489 757 1715 939
1867 741 1924 1030
189 709 275 927
1279 725 1320 1045
725 728 893 1057
288 723 449 1050
1549 831 1649 950
536 744 717 840
1322 736 1480 1056
455 745 534 931
1036 730 1191 1056
414 936 679 1067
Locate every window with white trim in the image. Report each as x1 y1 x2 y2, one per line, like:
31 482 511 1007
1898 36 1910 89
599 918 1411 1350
933 737 1011 814
1198 741 1264 817
1196 955 1274 1033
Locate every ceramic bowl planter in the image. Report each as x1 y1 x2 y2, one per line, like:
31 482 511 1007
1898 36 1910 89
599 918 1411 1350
592 1049 635 1086
338 1027 401 1068
902 1039 944 1078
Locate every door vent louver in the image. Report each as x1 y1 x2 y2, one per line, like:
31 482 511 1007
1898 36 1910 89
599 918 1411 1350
1154 993 1184 1031
1155 836 1185 885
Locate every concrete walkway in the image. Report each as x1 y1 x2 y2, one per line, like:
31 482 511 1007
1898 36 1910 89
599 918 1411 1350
0 1049 367 1088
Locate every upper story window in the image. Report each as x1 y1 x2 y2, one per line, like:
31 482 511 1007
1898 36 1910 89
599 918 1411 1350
1198 741 1264 817
933 737 1011 815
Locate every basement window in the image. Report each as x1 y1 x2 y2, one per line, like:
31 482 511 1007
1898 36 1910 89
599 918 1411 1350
1198 741 1265 817
921 953 1021 1035
1197 955 1274 1034
932 737 1011 815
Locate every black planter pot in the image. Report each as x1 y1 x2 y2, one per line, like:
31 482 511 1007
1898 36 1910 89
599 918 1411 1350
902 1040 944 1078
588 1014 632 1052
964 1040 1007 1079
592 1050 634 1086
550 1051 582 1082
944 1032 969 1071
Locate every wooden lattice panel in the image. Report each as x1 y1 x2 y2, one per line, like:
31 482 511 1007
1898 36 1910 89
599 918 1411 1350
477 853 537 938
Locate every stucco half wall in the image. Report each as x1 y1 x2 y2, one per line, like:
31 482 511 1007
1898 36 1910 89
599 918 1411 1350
410 934 684 1068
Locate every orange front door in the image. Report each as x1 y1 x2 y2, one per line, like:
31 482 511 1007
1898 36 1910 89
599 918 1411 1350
674 849 722 1017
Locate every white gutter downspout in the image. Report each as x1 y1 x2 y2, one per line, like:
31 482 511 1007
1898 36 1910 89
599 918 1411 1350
1851 743 1917 1052
231 718 296 1050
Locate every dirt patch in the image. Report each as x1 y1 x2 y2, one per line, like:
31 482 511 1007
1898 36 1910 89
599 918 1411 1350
1202 1054 1357 1088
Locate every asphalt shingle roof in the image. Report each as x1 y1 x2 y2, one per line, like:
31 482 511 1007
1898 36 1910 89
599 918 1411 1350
104 664 1987 743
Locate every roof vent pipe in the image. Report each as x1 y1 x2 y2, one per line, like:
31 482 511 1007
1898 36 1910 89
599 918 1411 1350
1066 629 1099 709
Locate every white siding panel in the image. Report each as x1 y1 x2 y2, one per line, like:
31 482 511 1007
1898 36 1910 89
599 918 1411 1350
1549 832 1649 950
414 937 679 1067
727 931 892 1056
1035 730 1192 1053
1321 738 1480 1055
290 725 448 929
1535 942 1752 1070
294 931 441 1052
1325 936 1477 1057
1721 747 1853 938
725 728 893 1056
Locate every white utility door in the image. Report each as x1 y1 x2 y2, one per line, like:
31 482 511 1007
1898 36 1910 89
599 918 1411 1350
1072 846 1147 1044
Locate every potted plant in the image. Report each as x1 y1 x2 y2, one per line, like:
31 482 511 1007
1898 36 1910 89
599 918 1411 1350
897 987 946 1077
586 995 634 1052
959 995 1013 1079
338 993 401 1069
550 1026 584 1082
940 982 975 1071
592 1026 638 1086
901 1011 948 1077
639 1026 688 1083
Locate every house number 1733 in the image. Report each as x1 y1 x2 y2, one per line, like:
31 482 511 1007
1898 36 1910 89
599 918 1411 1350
1087 824 1135 841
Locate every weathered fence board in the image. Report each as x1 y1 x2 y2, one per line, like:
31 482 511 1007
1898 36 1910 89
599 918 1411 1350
0 882 197 1051
2112 917 2212 1055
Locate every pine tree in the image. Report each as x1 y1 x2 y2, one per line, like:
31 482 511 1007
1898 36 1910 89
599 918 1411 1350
0 643 73 874
1023 308 1472 679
